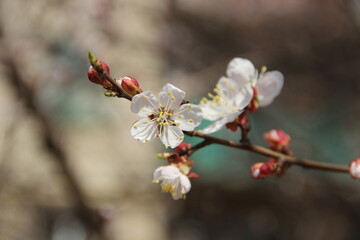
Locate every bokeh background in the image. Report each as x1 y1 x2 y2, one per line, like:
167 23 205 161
0 0 360 239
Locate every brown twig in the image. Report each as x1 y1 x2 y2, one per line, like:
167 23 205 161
2 55 109 239
184 131 349 173
178 140 213 157
98 67 133 101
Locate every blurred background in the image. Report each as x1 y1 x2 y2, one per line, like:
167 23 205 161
0 0 360 239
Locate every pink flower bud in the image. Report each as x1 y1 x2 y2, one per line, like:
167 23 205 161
349 158 360 179
250 161 276 179
120 76 142 96
263 129 291 151
87 61 110 85
251 162 267 179
248 87 259 112
174 142 192 153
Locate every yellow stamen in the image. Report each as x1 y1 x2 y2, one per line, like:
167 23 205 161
261 65 267 73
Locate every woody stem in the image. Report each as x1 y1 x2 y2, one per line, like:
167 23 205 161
184 131 349 173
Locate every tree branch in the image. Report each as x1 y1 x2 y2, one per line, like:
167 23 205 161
184 131 349 173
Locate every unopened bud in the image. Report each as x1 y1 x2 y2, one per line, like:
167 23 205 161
248 87 259 112
225 121 238 132
174 142 192 153
264 129 291 151
251 161 276 179
225 113 249 132
350 158 360 179
88 51 100 68
119 76 142 96
87 61 110 85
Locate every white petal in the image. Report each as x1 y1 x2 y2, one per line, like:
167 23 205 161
171 175 191 200
235 85 253 110
174 104 203 131
226 58 256 87
217 77 241 101
199 78 238 121
200 112 240 134
200 101 223 121
130 91 158 117
160 125 184 148
153 166 181 181
179 175 191 194
256 71 284 107
159 83 185 111
131 118 158 143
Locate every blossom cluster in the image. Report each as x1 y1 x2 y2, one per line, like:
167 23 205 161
88 56 285 199
87 53 359 200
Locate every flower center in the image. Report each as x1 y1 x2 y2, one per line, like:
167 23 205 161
152 106 175 126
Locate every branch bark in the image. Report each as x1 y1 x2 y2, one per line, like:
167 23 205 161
184 131 349 173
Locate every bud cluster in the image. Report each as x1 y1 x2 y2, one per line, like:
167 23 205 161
264 129 291 153
251 129 292 179
87 51 142 97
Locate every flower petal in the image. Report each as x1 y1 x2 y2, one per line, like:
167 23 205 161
131 118 158 143
153 166 181 181
159 83 185 111
171 175 191 200
256 71 284 107
130 91 158 117
160 125 184 148
235 85 253 110
200 112 240 134
174 104 203 131
179 175 191 194
217 77 240 101
200 101 223 121
226 58 256 87
217 77 253 109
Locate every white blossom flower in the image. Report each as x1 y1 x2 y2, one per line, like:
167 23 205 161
199 77 253 134
227 57 284 107
130 83 202 148
153 165 191 200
